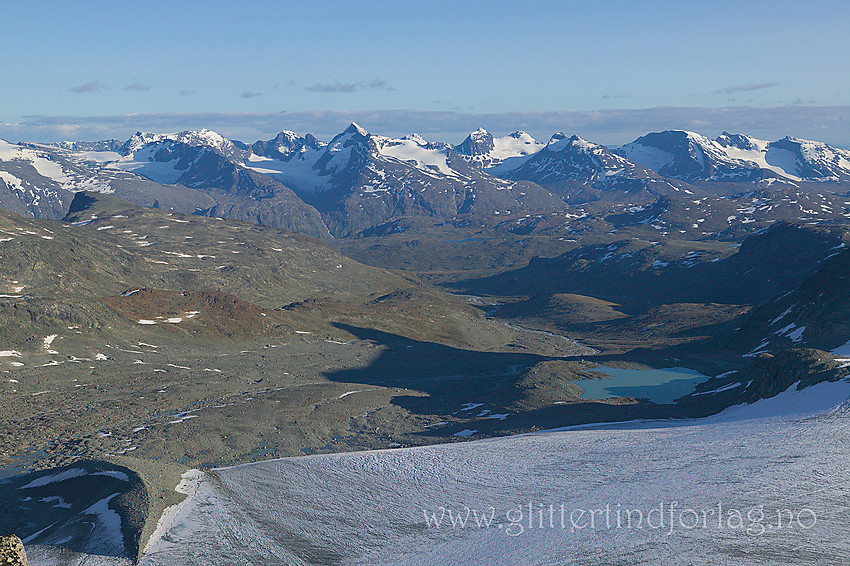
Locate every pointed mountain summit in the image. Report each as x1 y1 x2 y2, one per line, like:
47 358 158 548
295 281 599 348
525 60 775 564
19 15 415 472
455 128 495 160
343 122 370 136
250 130 324 161
455 128 545 168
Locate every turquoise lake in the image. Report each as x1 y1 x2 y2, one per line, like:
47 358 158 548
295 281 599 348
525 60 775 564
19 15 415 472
579 366 710 404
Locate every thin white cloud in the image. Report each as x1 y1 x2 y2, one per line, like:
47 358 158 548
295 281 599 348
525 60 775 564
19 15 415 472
123 83 151 92
241 91 262 98
307 81 358 93
713 82 778 95
69 81 102 93
306 79 395 93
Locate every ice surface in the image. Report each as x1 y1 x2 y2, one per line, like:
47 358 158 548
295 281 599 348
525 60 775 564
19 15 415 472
112 145 188 184
725 143 802 181
618 142 675 172
43 335 58 350
703 379 850 422
0 139 19 159
833 340 850 356
764 147 802 178
81 493 125 554
245 151 329 193
0 171 24 190
468 130 545 166
136 379 850 566
375 136 458 178
18 468 89 489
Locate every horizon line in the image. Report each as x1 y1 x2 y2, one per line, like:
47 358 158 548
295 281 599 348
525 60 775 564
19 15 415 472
3 105 849 147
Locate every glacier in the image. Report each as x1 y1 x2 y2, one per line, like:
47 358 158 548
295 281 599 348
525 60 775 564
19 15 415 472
114 378 850 566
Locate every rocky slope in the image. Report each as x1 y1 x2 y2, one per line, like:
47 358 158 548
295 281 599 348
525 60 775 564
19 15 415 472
111 133 329 238
457 221 846 305
720 241 850 356
0 192 596 478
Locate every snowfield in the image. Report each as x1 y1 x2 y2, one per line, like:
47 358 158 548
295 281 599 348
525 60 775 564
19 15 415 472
374 135 458 178
130 379 850 566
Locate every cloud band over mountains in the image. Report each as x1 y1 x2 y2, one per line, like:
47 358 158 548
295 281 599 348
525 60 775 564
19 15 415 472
3 106 849 147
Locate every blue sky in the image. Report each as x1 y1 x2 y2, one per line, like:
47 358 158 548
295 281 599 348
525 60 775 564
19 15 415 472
1 0 848 145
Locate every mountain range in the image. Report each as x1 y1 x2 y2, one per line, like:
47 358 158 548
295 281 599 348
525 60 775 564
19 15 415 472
3 125 849 240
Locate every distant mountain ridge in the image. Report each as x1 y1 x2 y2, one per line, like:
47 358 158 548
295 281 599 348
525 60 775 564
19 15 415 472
484 133 701 200
2 124 850 239
616 130 850 185
225 122 566 236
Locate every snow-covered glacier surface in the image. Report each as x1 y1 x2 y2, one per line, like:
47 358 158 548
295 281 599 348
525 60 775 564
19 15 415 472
136 379 850 566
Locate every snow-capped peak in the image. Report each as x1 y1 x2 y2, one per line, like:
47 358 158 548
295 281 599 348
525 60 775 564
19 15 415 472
570 135 593 149
546 132 568 145
400 133 429 146
540 133 594 153
768 136 850 182
0 139 22 160
251 130 324 160
617 130 735 180
344 122 369 137
119 128 240 159
120 131 167 153
715 131 768 152
456 129 545 169
506 131 535 142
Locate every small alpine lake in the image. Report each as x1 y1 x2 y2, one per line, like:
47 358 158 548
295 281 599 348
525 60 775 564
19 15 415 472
579 366 710 404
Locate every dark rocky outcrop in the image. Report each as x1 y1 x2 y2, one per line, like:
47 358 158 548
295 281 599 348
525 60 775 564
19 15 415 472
0 536 27 566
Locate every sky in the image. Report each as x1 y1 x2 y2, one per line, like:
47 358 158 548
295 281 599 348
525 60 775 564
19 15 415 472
1 0 848 146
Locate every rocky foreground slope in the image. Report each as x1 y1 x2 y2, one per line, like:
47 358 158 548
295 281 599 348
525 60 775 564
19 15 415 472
0 192 614 482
